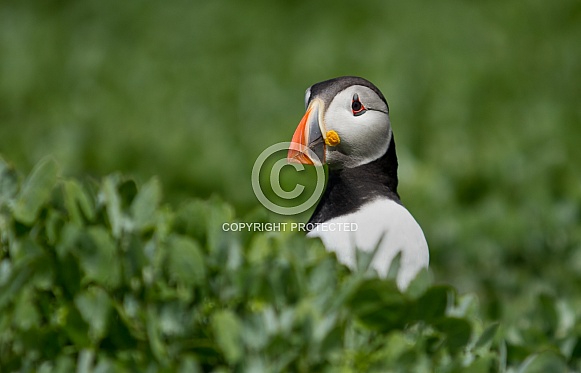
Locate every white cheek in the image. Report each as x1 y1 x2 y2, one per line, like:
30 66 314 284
324 110 391 167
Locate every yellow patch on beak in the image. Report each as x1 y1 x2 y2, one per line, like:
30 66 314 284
325 130 341 146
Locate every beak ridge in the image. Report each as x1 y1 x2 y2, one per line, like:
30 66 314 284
288 100 325 165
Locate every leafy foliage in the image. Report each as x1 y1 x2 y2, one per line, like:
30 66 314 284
1 1 580 371
1 157 580 372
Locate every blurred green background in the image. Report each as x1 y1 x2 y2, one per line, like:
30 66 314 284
1 0 580 323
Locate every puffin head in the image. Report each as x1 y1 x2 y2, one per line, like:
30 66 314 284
288 76 391 169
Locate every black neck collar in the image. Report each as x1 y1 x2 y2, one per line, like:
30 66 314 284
308 135 400 226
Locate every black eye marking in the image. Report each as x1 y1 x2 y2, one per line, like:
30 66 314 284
351 93 367 116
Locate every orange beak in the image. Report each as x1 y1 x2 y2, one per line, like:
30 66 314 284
288 100 325 165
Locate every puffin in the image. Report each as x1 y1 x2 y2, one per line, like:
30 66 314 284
287 76 429 290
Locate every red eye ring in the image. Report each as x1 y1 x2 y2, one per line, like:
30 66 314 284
351 93 366 116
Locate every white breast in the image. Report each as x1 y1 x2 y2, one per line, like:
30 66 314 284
307 198 429 290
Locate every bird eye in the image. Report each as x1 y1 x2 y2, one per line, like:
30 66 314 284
351 94 366 116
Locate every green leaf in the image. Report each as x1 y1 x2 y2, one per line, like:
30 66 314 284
166 235 206 287
122 234 148 280
346 278 409 332
178 355 201 373
77 349 95 373
101 176 124 238
146 305 168 364
0 260 10 287
355 242 388 275
247 233 273 264
434 317 472 354
206 197 235 253
13 287 41 330
405 267 431 299
158 302 190 337
459 355 496 373
130 177 162 231
475 322 500 350
537 293 558 334
12 157 59 225
0 254 43 309
63 180 95 225
0 157 19 204
386 251 402 281
517 350 567 373
174 199 209 240
118 179 138 209
52 356 75 373
76 227 121 288
413 285 451 323
46 209 66 245
212 310 243 364
62 304 92 348
74 287 112 342
92 356 116 373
